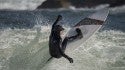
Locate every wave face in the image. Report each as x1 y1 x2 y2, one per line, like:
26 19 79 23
0 10 125 70
0 0 46 10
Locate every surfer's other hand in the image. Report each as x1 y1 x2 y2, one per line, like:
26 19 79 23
68 57 73 63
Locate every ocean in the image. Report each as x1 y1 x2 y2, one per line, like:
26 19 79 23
0 9 125 70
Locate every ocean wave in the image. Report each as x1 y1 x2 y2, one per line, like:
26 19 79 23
57 4 125 14
0 0 125 14
35 4 109 11
35 4 125 14
69 4 110 11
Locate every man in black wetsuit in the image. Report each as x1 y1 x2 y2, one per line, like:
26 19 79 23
49 15 83 63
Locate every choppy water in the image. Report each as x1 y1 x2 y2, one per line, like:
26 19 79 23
0 9 125 70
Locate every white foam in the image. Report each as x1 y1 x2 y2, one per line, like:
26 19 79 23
110 5 125 14
0 25 125 70
0 0 46 10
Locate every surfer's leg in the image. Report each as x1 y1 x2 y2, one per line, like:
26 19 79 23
61 28 83 52
61 37 69 52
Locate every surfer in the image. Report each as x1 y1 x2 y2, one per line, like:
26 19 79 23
49 15 83 63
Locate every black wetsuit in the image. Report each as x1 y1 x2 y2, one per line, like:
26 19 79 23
49 15 83 63
49 16 70 59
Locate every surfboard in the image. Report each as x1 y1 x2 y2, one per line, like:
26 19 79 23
64 8 109 51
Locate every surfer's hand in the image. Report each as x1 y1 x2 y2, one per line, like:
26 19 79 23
68 57 73 63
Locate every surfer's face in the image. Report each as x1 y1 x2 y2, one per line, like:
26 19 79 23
60 31 64 35
55 25 64 31
60 30 65 37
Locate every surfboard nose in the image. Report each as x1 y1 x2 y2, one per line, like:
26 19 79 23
88 8 109 21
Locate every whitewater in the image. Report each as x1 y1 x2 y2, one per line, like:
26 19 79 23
0 9 125 70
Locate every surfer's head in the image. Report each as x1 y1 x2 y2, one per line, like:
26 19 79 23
55 25 64 32
54 25 64 35
57 15 62 21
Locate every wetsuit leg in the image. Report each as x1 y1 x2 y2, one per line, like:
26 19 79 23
61 28 83 52
61 37 69 52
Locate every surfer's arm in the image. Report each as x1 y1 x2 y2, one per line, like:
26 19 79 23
52 15 62 27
